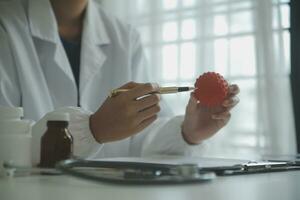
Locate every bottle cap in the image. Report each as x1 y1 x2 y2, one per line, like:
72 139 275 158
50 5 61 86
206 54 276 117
0 106 24 120
46 112 70 122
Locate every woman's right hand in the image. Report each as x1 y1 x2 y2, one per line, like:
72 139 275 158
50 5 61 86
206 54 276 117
89 82 161 143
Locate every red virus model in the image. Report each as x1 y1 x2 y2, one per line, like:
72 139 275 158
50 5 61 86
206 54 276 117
194 72 229 107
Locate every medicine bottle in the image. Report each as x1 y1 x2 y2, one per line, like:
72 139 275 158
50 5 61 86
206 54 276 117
39 113 73 168
0 106 32 172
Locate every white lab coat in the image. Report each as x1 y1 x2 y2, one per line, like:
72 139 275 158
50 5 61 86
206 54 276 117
0 0 205 162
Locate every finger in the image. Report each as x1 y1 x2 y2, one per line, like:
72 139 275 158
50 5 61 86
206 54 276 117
226 92 240 100
215 114 231 128
128 83 160 99
222 97 240 108
190 92 198 104
187 92 198 110
137 104 161 122
223 100 239 112
119 81 143 89
222 104 237 112
136 115 158 133
134 94 161 112
212 111 231 120
228 84 240 96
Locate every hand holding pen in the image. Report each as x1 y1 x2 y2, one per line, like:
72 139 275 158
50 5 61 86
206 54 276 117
90 82 163 143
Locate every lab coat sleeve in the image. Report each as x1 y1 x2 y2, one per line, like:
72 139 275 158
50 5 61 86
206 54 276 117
129 29 208 157
130 115 209 157
0 25 21 107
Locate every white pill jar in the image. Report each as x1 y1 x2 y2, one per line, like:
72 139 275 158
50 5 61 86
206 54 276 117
0 106 33 169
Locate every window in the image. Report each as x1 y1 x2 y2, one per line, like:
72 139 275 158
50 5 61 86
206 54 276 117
127 0 292 157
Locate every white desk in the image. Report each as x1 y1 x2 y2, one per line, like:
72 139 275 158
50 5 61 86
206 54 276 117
0 171 299 200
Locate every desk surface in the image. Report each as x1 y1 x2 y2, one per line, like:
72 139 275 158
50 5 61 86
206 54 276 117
0 171 299 200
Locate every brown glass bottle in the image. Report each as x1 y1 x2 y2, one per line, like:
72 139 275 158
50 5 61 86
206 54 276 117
40 120 73 168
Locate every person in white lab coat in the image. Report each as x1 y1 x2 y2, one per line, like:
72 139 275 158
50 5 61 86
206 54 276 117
0 0 240 161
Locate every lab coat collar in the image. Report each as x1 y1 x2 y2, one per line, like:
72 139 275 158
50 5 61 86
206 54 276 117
83 0 111 46
28 0 111 46
28 0 111 105
79 1 110 98
28 0 59 43
28 0 77 94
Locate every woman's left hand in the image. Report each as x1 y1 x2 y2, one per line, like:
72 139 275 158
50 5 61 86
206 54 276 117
181 84 240 144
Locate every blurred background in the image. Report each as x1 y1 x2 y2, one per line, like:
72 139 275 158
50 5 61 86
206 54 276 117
101 0 296 159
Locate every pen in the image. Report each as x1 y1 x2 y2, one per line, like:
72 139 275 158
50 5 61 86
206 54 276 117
109 86 195 97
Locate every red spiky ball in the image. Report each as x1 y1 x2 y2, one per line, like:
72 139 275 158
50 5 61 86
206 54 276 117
194 72 229 107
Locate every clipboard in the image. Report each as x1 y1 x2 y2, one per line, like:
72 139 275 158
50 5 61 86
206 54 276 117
205 161 300 176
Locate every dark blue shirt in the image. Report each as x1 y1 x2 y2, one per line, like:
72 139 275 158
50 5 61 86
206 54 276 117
61 37 81 105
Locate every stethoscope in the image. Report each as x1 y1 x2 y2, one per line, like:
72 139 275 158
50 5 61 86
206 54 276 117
4 158 299 184
2 159 216 184
56 159 217 184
